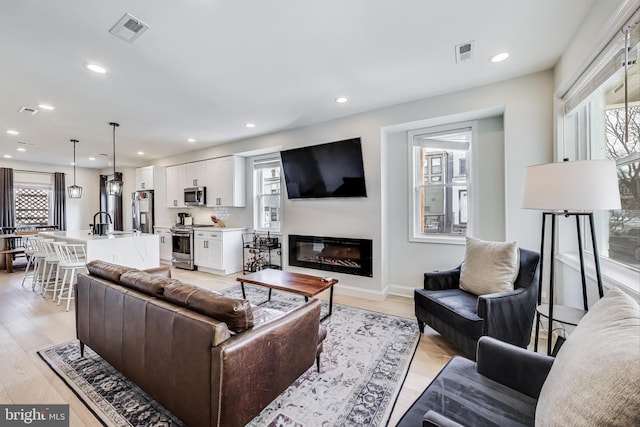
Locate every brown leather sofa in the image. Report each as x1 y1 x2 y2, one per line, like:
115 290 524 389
75 260 325 427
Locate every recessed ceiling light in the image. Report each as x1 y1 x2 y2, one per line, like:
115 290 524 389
38 104 55 111
16 148 26 152
6 130 19 135
137 151 144 155
490 52 510 63
85 63 107 74
3 154 12 158
89 157 96 161
245 123 256 128
335 97 349 104
187 138 196 143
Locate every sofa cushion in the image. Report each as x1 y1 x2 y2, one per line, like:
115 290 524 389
87 260 137 283
164 282 254 332
535 288 640 426
414 288 483 339
459 237 519 296
120 270 177 296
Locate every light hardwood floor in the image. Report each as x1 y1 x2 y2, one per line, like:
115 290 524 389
0 265 462 426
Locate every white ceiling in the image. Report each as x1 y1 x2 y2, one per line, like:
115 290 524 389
0 0 594 169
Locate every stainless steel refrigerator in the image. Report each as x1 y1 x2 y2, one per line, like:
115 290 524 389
132 190 154 233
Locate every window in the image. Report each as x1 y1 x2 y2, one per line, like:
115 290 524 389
409 122 473 241
14 183 53 227
253 156 282 232
562 16 639 271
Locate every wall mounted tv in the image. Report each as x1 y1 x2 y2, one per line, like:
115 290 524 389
280 137 367 199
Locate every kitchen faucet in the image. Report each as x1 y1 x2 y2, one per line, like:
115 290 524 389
91 211 113 235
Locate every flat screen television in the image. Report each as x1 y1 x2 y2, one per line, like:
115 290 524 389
280 137 367 199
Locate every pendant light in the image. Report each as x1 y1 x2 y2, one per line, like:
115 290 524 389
106 122 123 196
67 139 83 198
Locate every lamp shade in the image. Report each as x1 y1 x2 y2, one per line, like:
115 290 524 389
522 159 621 211
67 139 82 199
106 122 122 196
106 179 123 196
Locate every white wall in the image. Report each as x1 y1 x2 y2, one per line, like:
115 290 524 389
150 70 554 299
385 115 508 295
383 71 554 295
0 159 101 231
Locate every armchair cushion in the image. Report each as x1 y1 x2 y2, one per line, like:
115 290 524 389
459 237 519 296
415 288 483 338
535 288 640 426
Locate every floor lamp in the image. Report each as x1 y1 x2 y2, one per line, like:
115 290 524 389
522 159 621 355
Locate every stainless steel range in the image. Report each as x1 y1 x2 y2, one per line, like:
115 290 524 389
170 224 196 270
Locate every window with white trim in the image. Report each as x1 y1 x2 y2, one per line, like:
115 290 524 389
561 12 639 271
409 123 473 241
253 156 282 232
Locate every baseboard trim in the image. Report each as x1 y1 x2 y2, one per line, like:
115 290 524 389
334 283 388 302
387 284 415 298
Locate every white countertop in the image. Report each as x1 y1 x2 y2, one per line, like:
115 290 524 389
192 227 246 232
40 230 154 242
40 230 160 269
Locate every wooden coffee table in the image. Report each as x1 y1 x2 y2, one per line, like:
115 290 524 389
237 269 338 321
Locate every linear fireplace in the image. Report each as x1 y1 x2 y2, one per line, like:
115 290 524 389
288 234 373 277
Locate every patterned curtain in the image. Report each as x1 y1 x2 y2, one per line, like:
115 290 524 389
0 168 15 228
53 172 66 230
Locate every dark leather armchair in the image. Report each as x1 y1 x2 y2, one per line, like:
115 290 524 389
396 336 554 426
414 248 540 359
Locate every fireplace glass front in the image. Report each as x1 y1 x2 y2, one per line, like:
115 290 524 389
288 235 373 277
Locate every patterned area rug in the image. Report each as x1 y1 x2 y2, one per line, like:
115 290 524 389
38 285 419 427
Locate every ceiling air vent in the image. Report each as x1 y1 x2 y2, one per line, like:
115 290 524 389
455 41 475 63
18 106 38 115
109 13 149 43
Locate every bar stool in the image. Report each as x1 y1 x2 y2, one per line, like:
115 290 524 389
39 240 60 299
27 238 54 292
21 235 41 288
54 243 87 311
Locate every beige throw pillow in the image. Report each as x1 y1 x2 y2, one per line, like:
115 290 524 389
459 237 519 296
535 288 640 426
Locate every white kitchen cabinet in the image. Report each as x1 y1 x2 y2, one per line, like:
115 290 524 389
205 156 246 207
193 228 244 275
185 161 206 188
154 227 173 262
165 165 186 207
135 166 156 190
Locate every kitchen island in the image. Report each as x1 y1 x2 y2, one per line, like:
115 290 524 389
39 230 160 270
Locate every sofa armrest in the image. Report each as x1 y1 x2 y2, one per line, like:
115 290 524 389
477 286 536 347
424 267 461 290
212 299 322 427
423 410 465 427
476 336 554 399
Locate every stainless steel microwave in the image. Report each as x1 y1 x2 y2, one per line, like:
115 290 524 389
184 186 206 206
